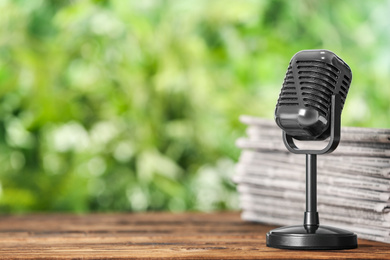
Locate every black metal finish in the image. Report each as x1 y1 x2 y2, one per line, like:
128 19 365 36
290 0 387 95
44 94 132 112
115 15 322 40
269 52 358 250
275 49 352 140
267 102 358 249
304 154 318 228
267 225 358 250
282 94 341 155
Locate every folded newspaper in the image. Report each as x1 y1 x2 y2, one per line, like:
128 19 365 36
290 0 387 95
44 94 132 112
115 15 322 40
234 115 390 243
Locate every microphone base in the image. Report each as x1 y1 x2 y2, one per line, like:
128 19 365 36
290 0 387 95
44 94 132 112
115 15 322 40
266 225 357 250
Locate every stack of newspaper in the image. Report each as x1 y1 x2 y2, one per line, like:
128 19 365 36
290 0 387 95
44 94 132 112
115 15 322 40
234 115 390 243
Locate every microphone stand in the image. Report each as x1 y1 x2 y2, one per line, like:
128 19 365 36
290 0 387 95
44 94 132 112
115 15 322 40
305 153 318 233
266 95 358 250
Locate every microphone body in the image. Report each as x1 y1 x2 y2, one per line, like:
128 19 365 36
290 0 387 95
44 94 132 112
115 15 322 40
275 50 352 140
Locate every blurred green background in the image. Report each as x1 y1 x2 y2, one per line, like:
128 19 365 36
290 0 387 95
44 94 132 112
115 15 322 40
0 0 389 213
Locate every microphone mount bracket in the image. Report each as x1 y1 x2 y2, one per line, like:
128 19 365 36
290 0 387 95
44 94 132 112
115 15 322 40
282 94 341 155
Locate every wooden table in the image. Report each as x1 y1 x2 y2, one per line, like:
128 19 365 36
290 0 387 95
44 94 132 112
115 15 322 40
0 212 389 259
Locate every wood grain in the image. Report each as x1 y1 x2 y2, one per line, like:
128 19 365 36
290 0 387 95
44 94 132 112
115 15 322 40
0 212 388 259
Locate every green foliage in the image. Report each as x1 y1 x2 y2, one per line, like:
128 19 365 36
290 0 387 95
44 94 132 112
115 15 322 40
0 0 389 213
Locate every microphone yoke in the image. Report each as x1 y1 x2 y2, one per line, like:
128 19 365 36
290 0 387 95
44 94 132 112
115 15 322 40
275 50 352 140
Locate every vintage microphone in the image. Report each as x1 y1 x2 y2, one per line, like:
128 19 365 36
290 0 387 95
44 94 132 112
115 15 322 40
266 50 358 250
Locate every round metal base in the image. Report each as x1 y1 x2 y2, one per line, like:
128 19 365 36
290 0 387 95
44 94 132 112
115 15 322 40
266 225 358 250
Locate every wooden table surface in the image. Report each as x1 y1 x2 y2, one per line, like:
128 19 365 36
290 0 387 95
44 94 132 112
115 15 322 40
0 212 389 259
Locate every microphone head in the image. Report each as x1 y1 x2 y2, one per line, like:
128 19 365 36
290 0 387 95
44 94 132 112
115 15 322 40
275 49 352 140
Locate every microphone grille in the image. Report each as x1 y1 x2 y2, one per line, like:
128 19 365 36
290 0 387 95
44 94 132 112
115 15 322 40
277 50 352 120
